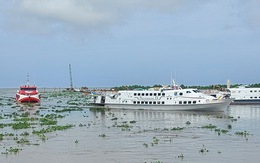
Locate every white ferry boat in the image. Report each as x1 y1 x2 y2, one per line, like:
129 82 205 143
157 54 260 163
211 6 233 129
228 86 260 104
91 82 232 111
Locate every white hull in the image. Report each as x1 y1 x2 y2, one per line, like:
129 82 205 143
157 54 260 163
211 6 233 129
91 88 233 111
102 99 232 111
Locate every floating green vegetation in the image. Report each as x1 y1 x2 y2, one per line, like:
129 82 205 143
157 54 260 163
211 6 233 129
201 124 217 129
39 117 57 125
5 133 15 136
235 131 251 136
111 117 118 121
151 137 159 146
89 107 106 113
39 106 48 110
12 122 31 130
171 127 184 131
54 107 83 113
20 131 30 136
199 145 209 154
143 143 148 148
13 117 38 122
3 147 22 155
32 124 74 134
215 129 229 135
79 123 86 127
67 101 80 105
0 133 3 140
129 120 137 124
20 112 30 117
186 121 191 125
37 133 47 141
178 153 184 159
45 114 65 119
99 133 106 138
16 138 30 145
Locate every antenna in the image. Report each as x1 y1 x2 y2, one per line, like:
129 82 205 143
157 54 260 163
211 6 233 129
26 73 30 86
69 64 73 90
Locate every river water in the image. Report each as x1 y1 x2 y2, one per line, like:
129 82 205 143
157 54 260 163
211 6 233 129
0 88 260 163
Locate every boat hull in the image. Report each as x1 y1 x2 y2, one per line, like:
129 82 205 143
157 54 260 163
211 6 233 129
231 99 260 105
94 99 233 111
16 93 40 103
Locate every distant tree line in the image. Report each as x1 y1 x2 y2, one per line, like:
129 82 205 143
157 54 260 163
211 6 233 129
111 83 260 91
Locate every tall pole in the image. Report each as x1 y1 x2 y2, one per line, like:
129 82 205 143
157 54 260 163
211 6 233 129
69 64 73 91
26 73 30 86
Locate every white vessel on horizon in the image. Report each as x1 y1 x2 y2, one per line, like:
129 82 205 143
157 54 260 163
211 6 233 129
228 86 260 104
91 80 232 111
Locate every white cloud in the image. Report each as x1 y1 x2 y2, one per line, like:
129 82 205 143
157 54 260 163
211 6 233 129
0 0 193 35
0 0 260 36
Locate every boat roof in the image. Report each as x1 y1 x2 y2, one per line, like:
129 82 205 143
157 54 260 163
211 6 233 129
20 85 37 88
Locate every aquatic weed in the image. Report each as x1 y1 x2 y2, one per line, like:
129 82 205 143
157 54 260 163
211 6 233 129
4 147 22 154
99 133 106 138
201 124 217 129
235 131 251 137
143 143 148 148
12 122 31 130
199 145 209 154
171 127 184 131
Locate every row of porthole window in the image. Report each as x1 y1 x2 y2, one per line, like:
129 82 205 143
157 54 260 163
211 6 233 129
250 97 260 99
133 93 166 96
132 100 199 105
179 101 197 104
250 90 260 92
133 101 165 105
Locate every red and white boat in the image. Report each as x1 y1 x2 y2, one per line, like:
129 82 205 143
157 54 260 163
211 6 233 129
16 76 40 103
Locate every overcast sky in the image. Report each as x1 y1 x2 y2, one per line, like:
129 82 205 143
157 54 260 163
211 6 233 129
1 0 260 88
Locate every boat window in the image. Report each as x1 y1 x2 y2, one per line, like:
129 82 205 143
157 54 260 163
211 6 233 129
150 93 153 96
250 90 253 92
162 93 165 96
134 93 137 96
154 93 157 96
179 101 182 104
184 101 187 104
153 101 156 104
179 92 183 96
193 101 196 104
146 93 148 96
188 101 191 104
162 101 165 104
21 88 36 91
192 90 199 93
133 101 136 104
138 93 140 96
145 101 148 104
137 101 140 104
149 101 152 104
158 93 161 96
142 93 144 96
157 101 160 104
186 91 191 93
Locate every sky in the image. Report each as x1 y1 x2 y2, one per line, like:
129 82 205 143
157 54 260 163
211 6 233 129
1 0 260 88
